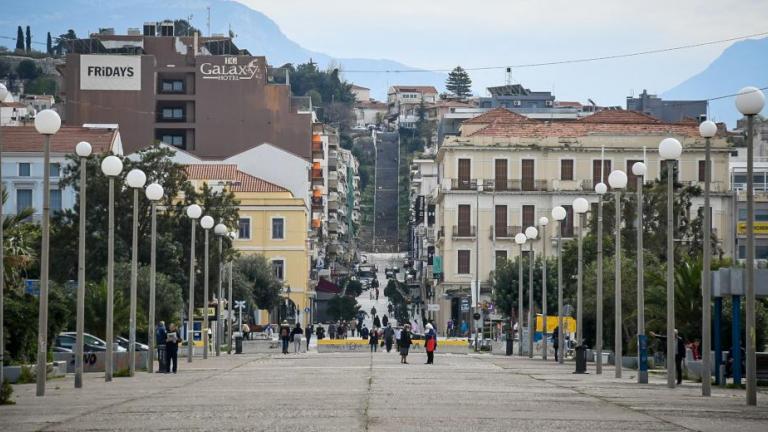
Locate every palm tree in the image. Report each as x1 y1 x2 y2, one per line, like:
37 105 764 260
2 190 37 289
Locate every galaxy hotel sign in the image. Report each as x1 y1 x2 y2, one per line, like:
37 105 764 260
79 55 141 91
199 56 263 81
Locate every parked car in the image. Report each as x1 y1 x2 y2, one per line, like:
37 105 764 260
56 332 126 353
116 336 149 352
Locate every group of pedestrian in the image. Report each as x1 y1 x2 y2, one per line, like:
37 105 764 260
155 321 181 374
328 320 351 339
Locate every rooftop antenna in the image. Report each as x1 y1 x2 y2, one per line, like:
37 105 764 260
505 67 513 85
186 14 193 36
207 6 211 37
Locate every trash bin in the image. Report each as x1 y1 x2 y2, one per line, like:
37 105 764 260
157 345 167 372
505 334 513 356
235 334 243 354
574 344 588 374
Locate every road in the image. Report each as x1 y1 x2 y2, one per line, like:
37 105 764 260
373 131 400 252
4 350 766 431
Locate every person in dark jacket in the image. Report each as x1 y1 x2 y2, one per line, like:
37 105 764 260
383 324 395 352
279 321 291 354
305 324 314 351
424 323 437 365
382 315 389 328
155 321 167 371
315 325 325 340
369 327 380 352
291 323 303 353
552 326 560 362
361 324 370 340
399 324 412 364
651 330 686 384
165 323 180 374
373 315 381 328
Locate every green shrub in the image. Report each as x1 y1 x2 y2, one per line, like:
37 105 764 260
113 368 131 378
0 379 15 405
17 365 35 384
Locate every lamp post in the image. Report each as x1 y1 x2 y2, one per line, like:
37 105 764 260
632 162 648 384
214 223 228 357
538 216 549 360
227 231 236 354
595 182 607 373
735 86 765 406
608 170 628 378
100 154 123 382
74 141 92 388
572 198 589 349
200 215 214 359
659 137 683 388
551 206 567 364
145 183 164 373
34 109 61 396
0 83 7 388
697 121 717 395
525 226 538 358
186 204 202 362
125 169 146 376
515 233 527 356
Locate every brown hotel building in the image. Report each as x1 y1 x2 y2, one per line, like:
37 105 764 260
60 25 312 159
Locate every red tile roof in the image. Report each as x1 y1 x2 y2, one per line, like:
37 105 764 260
184 164 289 193
578 109 662 124
391 85 438 94
230 171 288 193
463 107 528 124
1 126 117 153
467 116 702 138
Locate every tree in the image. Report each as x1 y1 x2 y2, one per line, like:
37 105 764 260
113 263 184 339
55 30 77 55
16 59 40 80
445 66 472 98
233 254 281 311
46 32 52 55
84 280 129 340
16 26 24 52
24 77 57 95
327 295 360 321
25 26 31 53
345 279 363 297
2 190 38 290
173 19 200 37
492 255 558 324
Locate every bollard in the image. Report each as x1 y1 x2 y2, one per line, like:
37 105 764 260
574 344 588 374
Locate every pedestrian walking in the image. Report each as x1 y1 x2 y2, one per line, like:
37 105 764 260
315 325 325 340
291 323 303 353
383 324 395 352
279 321 291 354
241 322 250 341
424 323 437 365
361 324 370 340
328 322 336 340
552 326 560 362
305 324 313 351
369 327 379 352
651 330 686 385
165 323 181 374
373 315 381 328
382 315 389 328
399 324 412 364
387 304 393 316
375 288 379 301
394 326 402 351
460 320 468 337
155 321 167 372
446 319 454 337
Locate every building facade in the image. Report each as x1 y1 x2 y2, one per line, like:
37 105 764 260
626 90 707 123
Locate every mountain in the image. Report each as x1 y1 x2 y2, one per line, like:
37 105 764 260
662 37 768 126
0 0 445 100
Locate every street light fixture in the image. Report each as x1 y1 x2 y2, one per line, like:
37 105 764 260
34 109 61 396
538 216 549 360
525 226 538 359
659 137 683 388
186 204 202 362
145 183 164 373
0 83 7 388
735 86 765 406
200 215 215 360
125 169 146 377
227 231 236 354
632 161 649 384
595 181 608 374
698 120 716 396
515 232 527 356
100 155 123 382
572 197 590 351
551 206 567 364
214 223 228 357
74 141 92 389
608 170 628 378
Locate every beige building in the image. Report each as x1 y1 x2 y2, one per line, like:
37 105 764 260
431 108 733 325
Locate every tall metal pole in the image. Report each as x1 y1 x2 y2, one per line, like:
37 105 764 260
637 173 647 384
745 114 757 405
528 241 534 358
474 186 480 349
129 189 139 376
106 176 115 382
596 194 604 374
227 260 233 354
541 222 548 360
203 228 209 360
188 222 196 363
518 243 524 356
35 135 51 396
148 202 157 373
0 122 4 388
666 159 676 388
75 155 87 388
614 191 623 378
216 236 223 357
577 213 584 346
557 220 564 364
702 136 712 396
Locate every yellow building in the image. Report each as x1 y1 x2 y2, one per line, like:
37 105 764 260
184 164 312 327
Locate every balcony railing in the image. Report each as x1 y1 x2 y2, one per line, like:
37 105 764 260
451 178 478 190
452 225 476 238
487 179 548 191
311 196 324 209
490 225 522 239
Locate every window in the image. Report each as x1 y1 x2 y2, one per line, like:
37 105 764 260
238 218 251 239
522 205 535 228
16 189 32 213
457 250 470 274
18 163 31 177
626 160 643 191
698 160 706 182
457 158 471 190
560 159 574 181
272 260 285 281
592 160 611 187
161 79 184 93
561 205 574 238
49 163 60 178
272 218 285 239
160 134 184 148
495 250 508 267
495 205 507 237
495 159 508 190
161 107 184 121
521 159 534 191
50 189 62 212
458 205 471 236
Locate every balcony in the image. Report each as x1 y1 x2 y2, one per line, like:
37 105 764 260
328 218 339 233
328 151 338 170
452 225 476 239
491 225 522 239
312 134 323 154
451 178 478 191
311 168 324 186
485 179 548 192
311 196 324 210
437 226 445 242
328 171 339 189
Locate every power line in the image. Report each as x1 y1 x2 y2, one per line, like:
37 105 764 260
343 31 768 73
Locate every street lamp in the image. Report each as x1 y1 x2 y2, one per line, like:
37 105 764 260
698 120 716 396
200 215 214 359
186 204 202 362
515 232 527 356
735 86 765 406
34 109 61 396
0 83 7 388
572 197 589 351
551 206 567 364
125 169 146 377
632 161 648 384
595 181 608 374
538 216 549 360
525 226 538 358
227 231 236 354
659 137 682 388
214 223 228 357
608 170 628 377
145 183 164 373
74 141 92 389
100 154 123 383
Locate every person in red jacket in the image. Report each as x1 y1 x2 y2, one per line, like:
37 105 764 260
424 323 437 365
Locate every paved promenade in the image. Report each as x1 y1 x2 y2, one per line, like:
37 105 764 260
3 347 767 431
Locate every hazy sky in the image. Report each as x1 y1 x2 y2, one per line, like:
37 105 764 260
239 0 768 106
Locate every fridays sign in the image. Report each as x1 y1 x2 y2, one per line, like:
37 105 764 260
80 55 141 91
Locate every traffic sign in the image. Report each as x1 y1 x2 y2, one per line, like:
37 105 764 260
304 307 311 313
460 298 470 312
235 301 246 308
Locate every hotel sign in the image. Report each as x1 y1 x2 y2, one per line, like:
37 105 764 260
80 55 141 91
199 56 263 81
737 221 768 235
